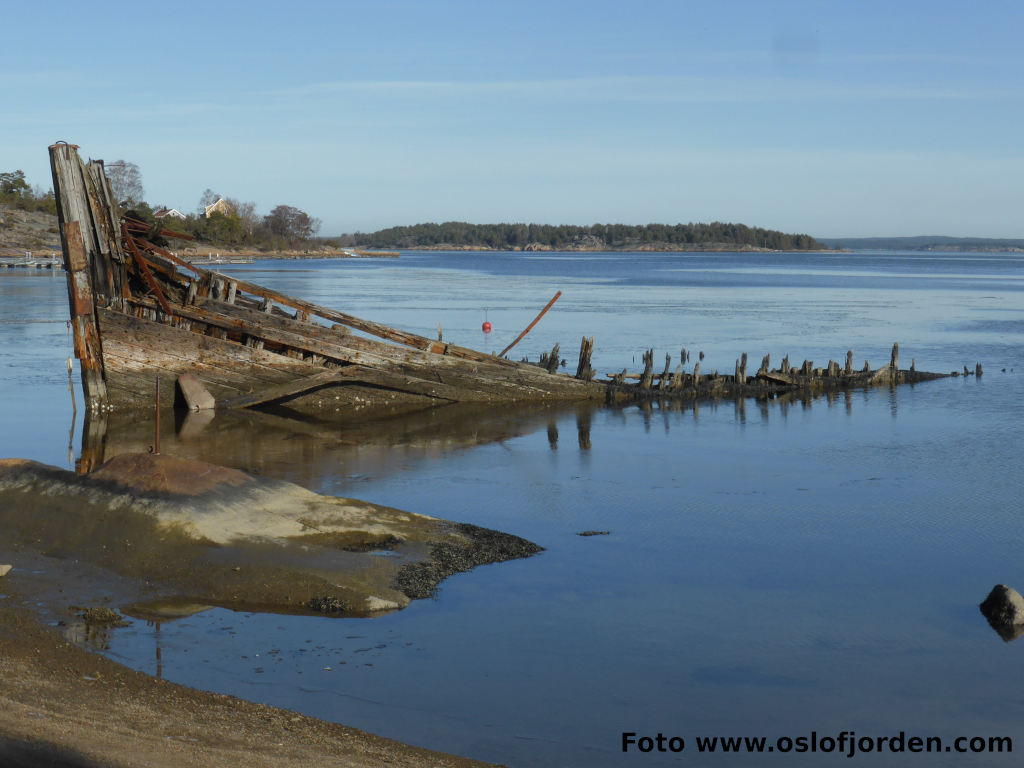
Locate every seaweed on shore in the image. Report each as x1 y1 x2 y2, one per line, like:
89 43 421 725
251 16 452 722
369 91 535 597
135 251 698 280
393 523 543 600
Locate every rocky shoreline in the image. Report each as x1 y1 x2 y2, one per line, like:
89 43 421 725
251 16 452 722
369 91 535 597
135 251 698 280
0 453 538 767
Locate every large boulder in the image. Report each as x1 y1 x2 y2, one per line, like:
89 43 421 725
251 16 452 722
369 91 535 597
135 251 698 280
979 584 1024 641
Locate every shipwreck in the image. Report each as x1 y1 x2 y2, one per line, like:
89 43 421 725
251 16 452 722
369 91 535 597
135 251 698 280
49 142 970 425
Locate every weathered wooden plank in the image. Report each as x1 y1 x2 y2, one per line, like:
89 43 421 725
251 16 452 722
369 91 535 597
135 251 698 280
218 364 469 410
201 270 512 365
331 365 472 401
99 308 302 372
177 372 216 410
175 298 593 399
111 300 580 407
218 369 347 409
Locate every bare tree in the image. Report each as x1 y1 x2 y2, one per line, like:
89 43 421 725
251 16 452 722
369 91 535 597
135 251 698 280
106 160 144 205
197 188 221 215
224 197 259 235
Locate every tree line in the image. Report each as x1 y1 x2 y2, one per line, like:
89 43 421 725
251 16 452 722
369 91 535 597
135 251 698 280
112 157 322 249
340 221 826 251
0 170 57 214
2 163 322 250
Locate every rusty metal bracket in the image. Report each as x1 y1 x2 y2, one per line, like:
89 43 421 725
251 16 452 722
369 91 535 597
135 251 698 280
122 223 173 316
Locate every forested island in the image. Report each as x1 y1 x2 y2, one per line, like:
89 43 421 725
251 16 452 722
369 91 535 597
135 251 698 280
335 222 826 252
6 166 829 254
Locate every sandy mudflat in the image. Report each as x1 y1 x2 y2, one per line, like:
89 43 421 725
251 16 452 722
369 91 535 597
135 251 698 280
0 453 529 767
0 586 500 768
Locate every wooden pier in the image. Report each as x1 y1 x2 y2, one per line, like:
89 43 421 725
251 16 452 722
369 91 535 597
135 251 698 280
0 252 62 269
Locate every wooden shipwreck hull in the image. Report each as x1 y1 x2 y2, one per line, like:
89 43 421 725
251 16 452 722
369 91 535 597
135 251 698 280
49 143 967 422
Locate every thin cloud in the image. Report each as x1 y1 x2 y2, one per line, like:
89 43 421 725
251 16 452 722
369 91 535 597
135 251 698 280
263 74 1016 104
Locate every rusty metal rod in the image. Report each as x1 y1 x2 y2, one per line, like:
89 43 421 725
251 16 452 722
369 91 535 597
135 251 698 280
121 219 193 241
122 224 174 316
499 291 562 359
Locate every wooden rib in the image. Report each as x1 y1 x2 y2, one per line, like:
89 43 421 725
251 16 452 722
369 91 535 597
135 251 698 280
122 225 173 315
197 269 514 365
128 295 595 401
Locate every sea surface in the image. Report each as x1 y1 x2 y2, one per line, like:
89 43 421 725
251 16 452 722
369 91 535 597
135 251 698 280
2 250 1023 766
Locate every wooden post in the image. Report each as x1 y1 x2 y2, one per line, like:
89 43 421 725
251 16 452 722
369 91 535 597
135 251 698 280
545 342 561 374
575 336 594 380
640 349 654 389
758 354 770 375
890 343 899 372
154 377 161 455
659 354 671 390
671 365 683 390
845 350 854 375
49 144 109 408
976 362 983 377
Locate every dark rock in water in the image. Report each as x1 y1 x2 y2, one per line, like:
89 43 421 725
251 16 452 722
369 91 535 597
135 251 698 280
392 522 543 600
577 530 610 537
306 597 346 614
81 607 130 627
979 584 1024 641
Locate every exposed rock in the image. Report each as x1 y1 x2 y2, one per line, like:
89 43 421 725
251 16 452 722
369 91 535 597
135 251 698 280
305 596 346 614
81 607 130 627
392 522 543 599
0 454 542 617
0 564 11 577
979 584 1024 641
364 596 401 613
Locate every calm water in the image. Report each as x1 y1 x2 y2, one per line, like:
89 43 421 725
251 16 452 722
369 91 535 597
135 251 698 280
2 251 1023 766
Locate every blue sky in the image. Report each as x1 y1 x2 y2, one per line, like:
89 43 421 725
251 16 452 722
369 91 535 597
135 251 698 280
3 0 1022 237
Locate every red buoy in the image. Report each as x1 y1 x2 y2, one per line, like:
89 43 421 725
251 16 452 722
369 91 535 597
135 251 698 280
482 321 492 333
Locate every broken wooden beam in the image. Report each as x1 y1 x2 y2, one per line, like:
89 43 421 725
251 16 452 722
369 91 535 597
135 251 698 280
575 336 594 381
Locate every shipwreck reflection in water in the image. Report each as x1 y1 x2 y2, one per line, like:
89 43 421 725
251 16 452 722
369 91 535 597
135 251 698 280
78 384 882 485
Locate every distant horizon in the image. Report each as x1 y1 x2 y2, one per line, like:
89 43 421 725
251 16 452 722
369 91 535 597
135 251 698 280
6 192 1023 244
